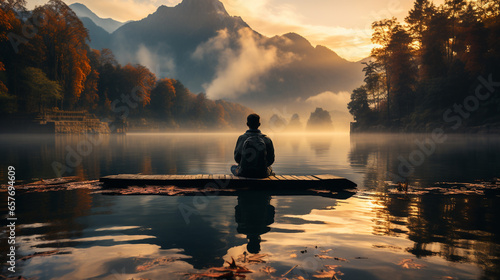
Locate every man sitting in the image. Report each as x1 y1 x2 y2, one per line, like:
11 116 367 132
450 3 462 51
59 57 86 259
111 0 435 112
231 114 275 178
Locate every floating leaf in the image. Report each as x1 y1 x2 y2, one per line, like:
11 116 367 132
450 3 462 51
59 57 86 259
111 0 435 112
372 244 402 251
19 250 70 261
211 267 252 274
136 257 176 272
313 270 340 279
260 266 276 274
315 255 333 259
290 253 297 258
398 259 426 269
247 254 268 263
207 257 252 274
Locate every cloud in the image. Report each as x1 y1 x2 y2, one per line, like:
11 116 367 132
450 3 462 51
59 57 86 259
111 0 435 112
304 91 352 113
136 44 157 72
193 28 280 100
192 29 231 60
136 45 176 77
113 43 176 77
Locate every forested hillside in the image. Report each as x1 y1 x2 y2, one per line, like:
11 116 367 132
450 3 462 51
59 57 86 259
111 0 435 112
0 0 252 130
349 0 500 132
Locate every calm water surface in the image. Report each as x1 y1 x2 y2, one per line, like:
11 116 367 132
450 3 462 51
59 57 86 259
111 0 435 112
0 133 499 279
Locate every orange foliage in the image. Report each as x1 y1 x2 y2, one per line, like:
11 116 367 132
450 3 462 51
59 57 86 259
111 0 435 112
32 0 91 107
123 64 156 106
160 78 176 95
0 9 13 42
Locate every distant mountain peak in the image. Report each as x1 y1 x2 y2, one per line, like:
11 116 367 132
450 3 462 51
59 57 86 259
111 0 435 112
144 0 247 34
152 0 231 22
70 3 124 33
177 0 229 17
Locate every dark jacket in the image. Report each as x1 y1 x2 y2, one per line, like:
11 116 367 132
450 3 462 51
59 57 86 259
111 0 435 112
234 129 275 167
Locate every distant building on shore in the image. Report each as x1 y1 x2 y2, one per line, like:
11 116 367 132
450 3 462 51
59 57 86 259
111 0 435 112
0 109 111 134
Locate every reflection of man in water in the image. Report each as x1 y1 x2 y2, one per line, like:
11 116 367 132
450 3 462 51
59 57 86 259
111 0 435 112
231 114 275 178
235 193 275 254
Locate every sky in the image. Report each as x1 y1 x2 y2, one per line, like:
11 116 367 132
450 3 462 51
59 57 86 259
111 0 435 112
25 0 445 62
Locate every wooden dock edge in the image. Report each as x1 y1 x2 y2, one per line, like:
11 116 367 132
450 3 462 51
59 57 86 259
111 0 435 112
99 174 357 190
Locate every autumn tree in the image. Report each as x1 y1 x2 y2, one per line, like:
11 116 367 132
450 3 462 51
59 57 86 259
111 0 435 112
79 49 100 109
150 78 176 119
121 64 156 108
0 0 23 109
32 0 91 108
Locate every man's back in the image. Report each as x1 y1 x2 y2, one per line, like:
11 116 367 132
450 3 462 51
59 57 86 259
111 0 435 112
234 129 275 178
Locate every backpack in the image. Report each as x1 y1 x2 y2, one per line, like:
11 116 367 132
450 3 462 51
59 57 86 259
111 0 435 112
240 135 268 177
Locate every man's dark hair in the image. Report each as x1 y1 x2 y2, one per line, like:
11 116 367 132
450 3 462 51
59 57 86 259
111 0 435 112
247 114 260 129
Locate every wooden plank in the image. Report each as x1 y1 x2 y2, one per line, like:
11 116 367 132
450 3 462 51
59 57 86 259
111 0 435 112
276 175 287 180
282 175 297 180
268 176 279 181
304 175 320 181
295 175 309 180
202 174 210 179
313 174 343 180
213 174 226 180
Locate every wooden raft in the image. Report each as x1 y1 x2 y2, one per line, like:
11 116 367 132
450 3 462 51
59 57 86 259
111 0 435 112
99 174 357 190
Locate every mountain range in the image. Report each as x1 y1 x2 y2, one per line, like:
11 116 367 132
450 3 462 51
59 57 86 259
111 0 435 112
70 3 125 33
69 0 364 111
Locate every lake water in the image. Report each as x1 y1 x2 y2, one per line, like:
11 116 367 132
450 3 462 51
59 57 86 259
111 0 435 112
1 133 499 279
